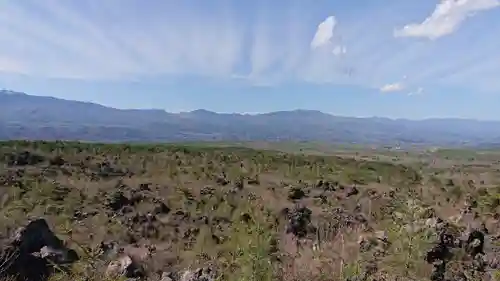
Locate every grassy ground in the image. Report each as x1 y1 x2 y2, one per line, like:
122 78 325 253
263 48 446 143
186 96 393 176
1 140 500 281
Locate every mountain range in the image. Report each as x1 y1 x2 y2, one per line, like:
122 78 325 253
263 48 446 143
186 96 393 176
1 89 500 147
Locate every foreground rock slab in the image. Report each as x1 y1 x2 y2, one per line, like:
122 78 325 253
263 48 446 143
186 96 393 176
0 218 79 281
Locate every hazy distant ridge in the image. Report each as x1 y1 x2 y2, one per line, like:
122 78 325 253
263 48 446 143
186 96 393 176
1 90 500 147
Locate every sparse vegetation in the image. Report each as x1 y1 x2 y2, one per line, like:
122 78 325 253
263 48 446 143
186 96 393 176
1 140 500 281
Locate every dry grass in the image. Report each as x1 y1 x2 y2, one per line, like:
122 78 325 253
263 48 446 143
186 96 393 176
1 140 500 280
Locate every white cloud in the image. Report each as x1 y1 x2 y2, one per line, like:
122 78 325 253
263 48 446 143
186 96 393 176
395 0 500 39
303 15 350 84
332 45 347 56
309 15 347 59
408 87 424 96
0 0 499 95
311 16 337 49
380 82 405 92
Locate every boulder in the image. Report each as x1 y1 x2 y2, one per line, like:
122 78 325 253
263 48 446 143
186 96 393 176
0 219 79 281
106 254 145 278
179 267 216 281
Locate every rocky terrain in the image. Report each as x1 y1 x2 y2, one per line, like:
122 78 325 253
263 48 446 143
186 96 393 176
1 140 500 281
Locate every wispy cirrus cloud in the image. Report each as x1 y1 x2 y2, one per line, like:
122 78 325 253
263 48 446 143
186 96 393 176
0 0 499 96
0 0 248 80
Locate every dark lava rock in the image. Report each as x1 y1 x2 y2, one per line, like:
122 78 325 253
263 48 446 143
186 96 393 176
316 180 337 191
200 186 215 196
139 183 152 191
5 151 45 166
439 232 455 248
288 187 306 200
466 230 485 258
279 207 290 218
424 227 489 281
430 261 446 281
106 191 131 211
0 219 79 281
285 205 315 238
49 155 65 166
234 177 245 190
97 161 126 178
247 178 260 185
240 213 252 223
346 186 359 197
154 202 171 215
215 175 229 186
425 244 450 264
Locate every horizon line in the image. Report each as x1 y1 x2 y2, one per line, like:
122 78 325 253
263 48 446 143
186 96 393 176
2 89 499 122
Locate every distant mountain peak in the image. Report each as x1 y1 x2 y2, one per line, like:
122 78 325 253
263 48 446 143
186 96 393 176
189 109 218 115
263 109 331 118
292 109 329 116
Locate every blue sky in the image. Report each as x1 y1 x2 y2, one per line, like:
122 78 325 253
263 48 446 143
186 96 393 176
0 0 500 119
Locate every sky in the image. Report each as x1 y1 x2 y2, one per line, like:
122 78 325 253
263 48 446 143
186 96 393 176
0 0 500 120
